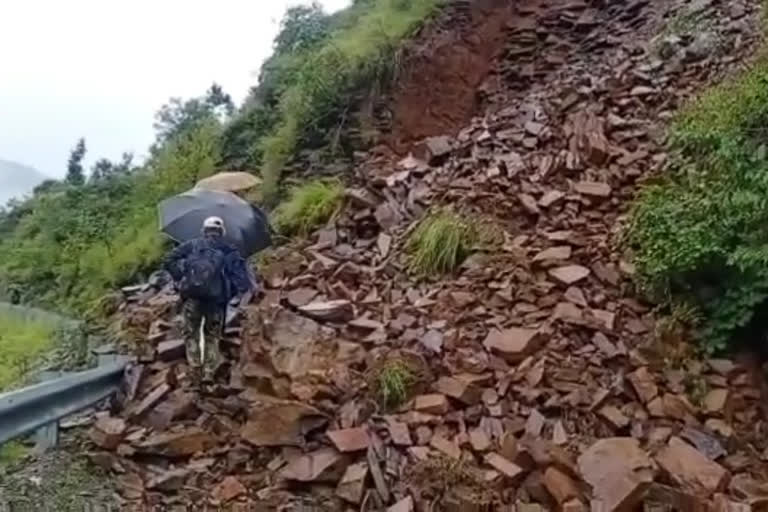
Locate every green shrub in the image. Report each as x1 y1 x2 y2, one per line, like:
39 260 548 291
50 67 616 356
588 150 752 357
274 179 344 235
256 0 441 202
626 54 768 352
407 209 476 275
0 312 56 390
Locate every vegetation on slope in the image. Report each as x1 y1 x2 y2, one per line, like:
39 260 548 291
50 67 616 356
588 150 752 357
407 209 477 275
274 179 345 236
221 0 441 203
0 311 56 391
0 0 440 315
627 54 768 352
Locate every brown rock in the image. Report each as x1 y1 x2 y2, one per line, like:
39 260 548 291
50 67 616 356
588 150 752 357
211 476 247 503
549 265 591 285
574 181 611 197
703 388 729 416
388 421 412 447
286 287 318 307
469 428 492 452
280 447 348 483
90 417 126 450
662 393 697 421
483 327 542 362
146 390 195 431
562 499 586 512
328 427 369 453
627 367 658 404
713 494 751 512
430 435 461 459
519 193 541 215
544 467 580 504
553 421 568 445
127 383 170 419
655 437 729 497
577 438 655 512
707 359 738 377
298 300 353 322
156 338 185 361
540 190 565 208
146 468 189 492
484 453 524 482
136 428 213 457
336 462 368 505
424 135 452 163
413 394 449 415
434 377 481 405
705 419 733 438
598 405 630 430
240 395 327 447
533 246 572 262
388 496 414 512
526 409 547 437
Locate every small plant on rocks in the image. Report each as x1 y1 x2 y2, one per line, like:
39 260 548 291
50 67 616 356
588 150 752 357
274 179 345 236
371 360 416 409
407 208 477 275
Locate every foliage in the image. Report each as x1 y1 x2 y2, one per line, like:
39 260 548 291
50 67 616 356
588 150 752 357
626 54 768 352
0 312 55 391
407 209 477 275
274 179 344 235
65 138 86 186
221 0 441 201
0 110 221 313
372 360 416 409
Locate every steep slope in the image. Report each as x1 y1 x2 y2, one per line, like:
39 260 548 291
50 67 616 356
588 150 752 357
92 0 768 510
0 159 47 205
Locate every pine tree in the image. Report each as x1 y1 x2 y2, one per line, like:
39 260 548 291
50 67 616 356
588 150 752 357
66 138 87 186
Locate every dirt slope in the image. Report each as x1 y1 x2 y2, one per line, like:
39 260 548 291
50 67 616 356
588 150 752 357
90 0 768 510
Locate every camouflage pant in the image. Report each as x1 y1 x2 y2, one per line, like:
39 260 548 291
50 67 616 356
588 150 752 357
181 299 224 383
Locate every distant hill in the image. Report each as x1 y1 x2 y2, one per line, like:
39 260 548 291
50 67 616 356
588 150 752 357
0 159 48 206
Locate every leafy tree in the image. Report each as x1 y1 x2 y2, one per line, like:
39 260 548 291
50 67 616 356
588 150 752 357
153 83 234 144
90 152 135 182
65 138 87 186
273 3 330 55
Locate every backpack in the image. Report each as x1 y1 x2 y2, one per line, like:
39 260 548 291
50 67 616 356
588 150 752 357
178 246 227 302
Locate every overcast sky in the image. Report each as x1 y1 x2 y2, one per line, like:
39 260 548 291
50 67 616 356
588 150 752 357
0 0 350 178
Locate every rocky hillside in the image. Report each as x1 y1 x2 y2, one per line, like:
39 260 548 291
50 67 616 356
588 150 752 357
81 0 768 510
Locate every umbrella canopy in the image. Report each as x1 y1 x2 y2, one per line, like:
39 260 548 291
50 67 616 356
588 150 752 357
195 172 262 193
158 189 271 256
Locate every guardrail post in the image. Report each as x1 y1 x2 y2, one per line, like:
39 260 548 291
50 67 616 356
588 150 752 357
32 370 70 452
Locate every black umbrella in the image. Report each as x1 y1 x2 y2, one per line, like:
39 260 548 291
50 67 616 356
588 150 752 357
158 188 271 256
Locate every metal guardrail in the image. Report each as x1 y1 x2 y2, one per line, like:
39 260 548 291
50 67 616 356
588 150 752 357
0 357 132 446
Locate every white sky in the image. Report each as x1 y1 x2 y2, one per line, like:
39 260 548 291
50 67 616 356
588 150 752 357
0 0 351 177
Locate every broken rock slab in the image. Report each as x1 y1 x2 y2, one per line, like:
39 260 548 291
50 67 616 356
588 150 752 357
279 447 349 483
483 327 543 362
135 427 214 458
240 394 327 447
327 427 370 453
577 437 655 512
655 436 730 497
549 265 591 285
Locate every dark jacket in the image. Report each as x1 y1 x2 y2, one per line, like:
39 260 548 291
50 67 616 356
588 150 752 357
163 235 251 306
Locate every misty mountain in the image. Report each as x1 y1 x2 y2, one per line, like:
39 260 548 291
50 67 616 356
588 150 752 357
0 159 48 206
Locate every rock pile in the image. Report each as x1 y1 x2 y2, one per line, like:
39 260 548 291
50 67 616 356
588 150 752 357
91 0 768 509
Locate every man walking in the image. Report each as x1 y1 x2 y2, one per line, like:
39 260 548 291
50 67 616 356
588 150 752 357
164 216 251 384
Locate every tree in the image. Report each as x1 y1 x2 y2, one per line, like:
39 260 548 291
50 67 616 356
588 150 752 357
66 138 87 186
273 3 330 55
153 84 234 144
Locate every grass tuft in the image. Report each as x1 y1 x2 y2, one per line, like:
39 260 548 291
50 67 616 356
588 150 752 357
407 209 476 275
274 179 345 236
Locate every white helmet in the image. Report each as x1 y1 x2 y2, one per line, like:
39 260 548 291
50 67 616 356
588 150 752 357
202 216 226 235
